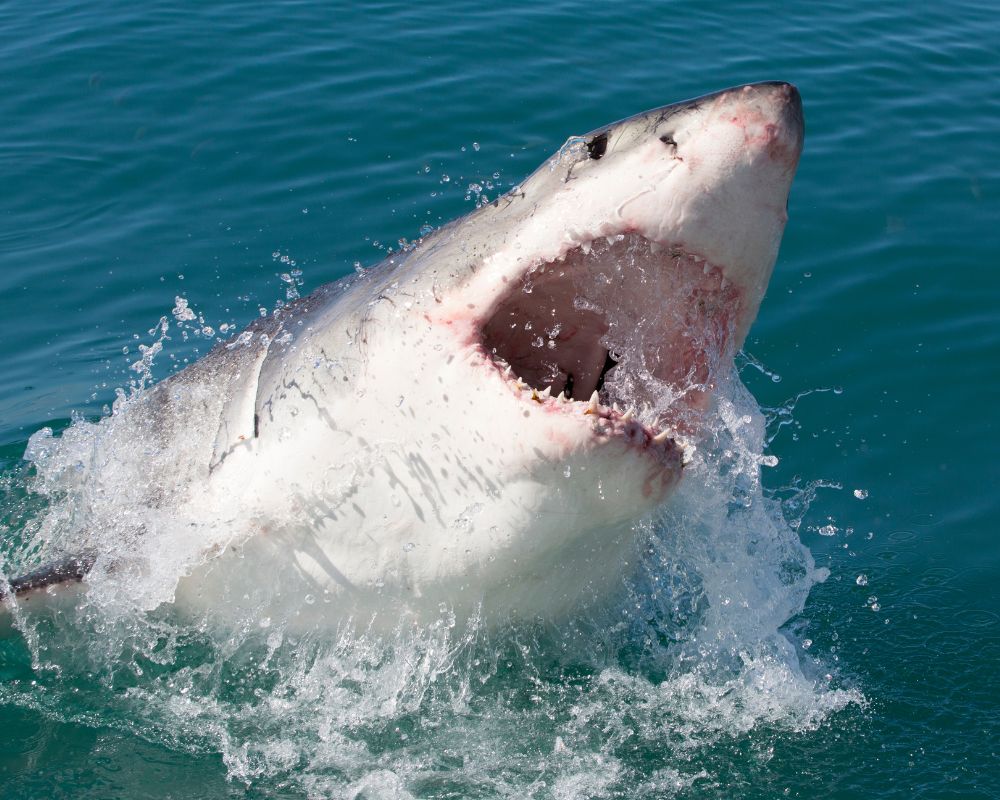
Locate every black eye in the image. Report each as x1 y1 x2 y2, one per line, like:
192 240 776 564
659 134 677 147
586 132 608 160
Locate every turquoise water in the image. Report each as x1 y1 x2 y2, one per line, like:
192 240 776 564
1 2 998 797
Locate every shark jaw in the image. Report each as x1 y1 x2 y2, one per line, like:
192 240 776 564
476 234 741 465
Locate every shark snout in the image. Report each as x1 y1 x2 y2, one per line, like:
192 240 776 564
724 82 804 165
774 82 804 144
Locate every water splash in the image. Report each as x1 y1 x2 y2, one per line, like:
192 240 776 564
0 296 862 797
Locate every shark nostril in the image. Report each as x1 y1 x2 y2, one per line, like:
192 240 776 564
586 132 608 160
659 134 676 148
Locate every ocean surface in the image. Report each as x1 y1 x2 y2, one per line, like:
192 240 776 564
1 2 998 798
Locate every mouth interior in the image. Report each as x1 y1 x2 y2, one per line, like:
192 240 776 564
480 233 741 423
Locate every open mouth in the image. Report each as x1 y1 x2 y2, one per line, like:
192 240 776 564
477 232 743 459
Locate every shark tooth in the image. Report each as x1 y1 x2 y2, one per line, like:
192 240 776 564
674 437 696 465
584 390 600 415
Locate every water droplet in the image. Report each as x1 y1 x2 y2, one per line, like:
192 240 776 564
172 296 196 322
853 489 869 499
856 574 869 586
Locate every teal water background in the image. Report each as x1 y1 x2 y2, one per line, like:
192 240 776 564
1 1 998 797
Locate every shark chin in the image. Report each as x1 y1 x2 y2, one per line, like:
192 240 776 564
8 82 804 632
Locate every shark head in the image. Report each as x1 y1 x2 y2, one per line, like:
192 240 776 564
208 82 803 623
438 80 803 428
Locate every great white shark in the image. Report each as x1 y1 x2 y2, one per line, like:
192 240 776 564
5 82 803 631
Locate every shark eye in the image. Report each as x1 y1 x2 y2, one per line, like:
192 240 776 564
659 134 677 148
586 132 608 160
